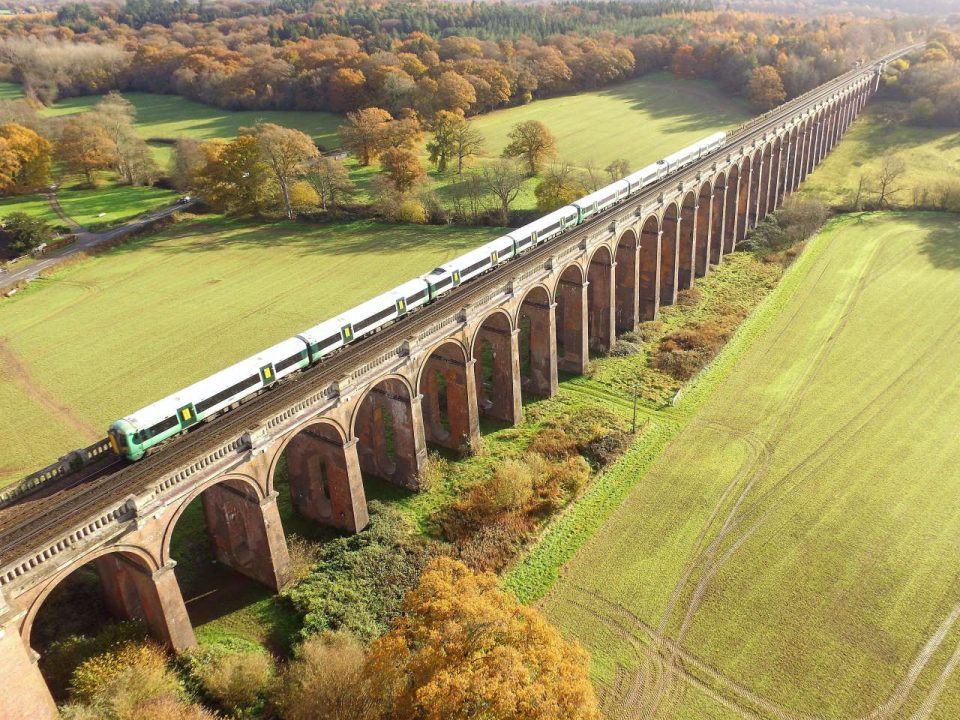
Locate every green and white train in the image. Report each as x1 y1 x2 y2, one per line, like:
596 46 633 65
108 131 727 461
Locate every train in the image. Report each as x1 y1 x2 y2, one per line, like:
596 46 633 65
107 130 728 461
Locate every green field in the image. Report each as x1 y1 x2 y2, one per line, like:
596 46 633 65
0 185 178 231
803 102 960 208
0 218 503 486
469 73 749 170
528 212 960 719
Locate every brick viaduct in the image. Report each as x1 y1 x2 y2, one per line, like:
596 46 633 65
0 56 896 718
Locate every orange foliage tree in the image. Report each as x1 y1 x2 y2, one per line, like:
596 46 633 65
0 123 52 195
363 557 602 720
747 65 787 111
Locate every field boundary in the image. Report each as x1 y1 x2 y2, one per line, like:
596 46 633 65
503 221 837 603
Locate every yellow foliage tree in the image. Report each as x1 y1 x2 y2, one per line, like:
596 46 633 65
746 65 787 112
363 557 601 720
0 123 52 195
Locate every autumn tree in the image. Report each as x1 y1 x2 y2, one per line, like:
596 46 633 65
168 138 204 192
91 92 158 185
535 161 588 212
426 110 485 174
326 67 368 113
363 557 601 720
0 212 55 256
0 123 52 195
57 115 117 186
339 108 422 166
191 135 270 216
482 159 525 224
381 147 426 193
502 120 557 176
747 66 787 112
249 123 320 219
306 156 357 211
605 158 630 183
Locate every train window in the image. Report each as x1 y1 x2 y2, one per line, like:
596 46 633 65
276 351 306 372
406 289 427 304
464 258 490 275
318 333 341 350
498 247 512 258
355 305 396 332
137 414 180 443
434 277 452 291
196 374 261 414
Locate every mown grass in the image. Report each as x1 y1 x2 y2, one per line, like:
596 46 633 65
524 212 960 719
0 218 505 487
802 101 960 208
55 185 178 227
0 193 61 225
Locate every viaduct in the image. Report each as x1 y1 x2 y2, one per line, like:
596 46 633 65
0 47 913 718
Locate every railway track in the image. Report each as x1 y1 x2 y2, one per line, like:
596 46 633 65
0 45 916 566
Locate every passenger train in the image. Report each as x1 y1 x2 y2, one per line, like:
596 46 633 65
108 131 729 461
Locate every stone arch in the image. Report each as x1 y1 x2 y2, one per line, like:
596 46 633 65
554 262 588 373
723 164 740 253
748 149 763 230
270 418 368 534
695 180 713 276
638 215 660 320
517 284 558 398
472 309 521 424
353 374 426 487
766 138 783 214
614 228 640 333
22 544 164 654
164 471 291 599
677 190 698 290
735 157 752 243
587 244 615 352
660 202 680 306
418 338 479 453
708 173 726 265
794 120 810 188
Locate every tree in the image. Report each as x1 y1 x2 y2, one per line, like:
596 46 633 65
250 123 319 219
306 156 357 211
872 154 907 208
605 158 630 183
0 123 52 195
326 67 368 113
338 109 421 168
747 66 787 112
482 159 525 224
1 212 55 256
535 161 588 212
381 147 426 193
191 136 270 216
363 557 601 720
502 120 557 176
427 110 485 175
168 138 204 192
57 116 117 186
273 633 379 720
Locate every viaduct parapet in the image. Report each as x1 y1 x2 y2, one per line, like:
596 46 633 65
0 47 913 718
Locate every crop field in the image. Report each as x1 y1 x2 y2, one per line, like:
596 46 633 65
529 212 960 719
0 218 503 486
803 102 960 208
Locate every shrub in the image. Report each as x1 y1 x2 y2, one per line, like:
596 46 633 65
490 458 534 510
287 534 324 583
633 320 666 342
191 648 272 716
676 287 702 306
610 339 641 357
69 641 182 720
414 452 450 492
125 697 218 720
528 427 579 460
272 633 377 720
42 621 147 700
559 407 631 467
397 198 428 224
651 322 729 380
455 513 533 573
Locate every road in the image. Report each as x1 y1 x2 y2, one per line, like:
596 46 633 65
0 199 196 294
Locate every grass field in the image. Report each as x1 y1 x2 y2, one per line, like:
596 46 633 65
803 102 960 208
0 185 178 231
524 212 960 719
0 218 503 486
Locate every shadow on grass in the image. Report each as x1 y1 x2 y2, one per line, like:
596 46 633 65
916 212 960 270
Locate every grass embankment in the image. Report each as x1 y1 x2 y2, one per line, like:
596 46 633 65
0 218 504 486
802 101 960 208
525 212 960 719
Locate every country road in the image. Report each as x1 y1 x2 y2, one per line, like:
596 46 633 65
0 199 196 294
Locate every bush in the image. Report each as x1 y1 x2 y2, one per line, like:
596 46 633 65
41 621 147 700
284 503 440 641
559 407 631 467
651 322 729 380
69 641 183 720
610 339 641 357
414 452 450 492
676 287 702 306
191 648 272 716
272 633 377 720
490 459 534 510
455 513 533 573
287 534 324 583
0 211 56 258
528 427 579 460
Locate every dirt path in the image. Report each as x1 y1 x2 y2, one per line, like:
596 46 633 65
45 192 84 233
0 338 99 442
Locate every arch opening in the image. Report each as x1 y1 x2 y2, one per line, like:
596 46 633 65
419 340 479 452
355 376 424 487
554 264 588 373
614 230 639 333
709 174 726 265
638 216 660 320
587 245 615 352
695 182 713 276
660 204 679 306
677 192 697 290
735 160 751 243
518 286 557 398
723 165 740 254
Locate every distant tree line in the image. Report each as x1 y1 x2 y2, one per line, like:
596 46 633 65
880 32 960 127
0 3 911 119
